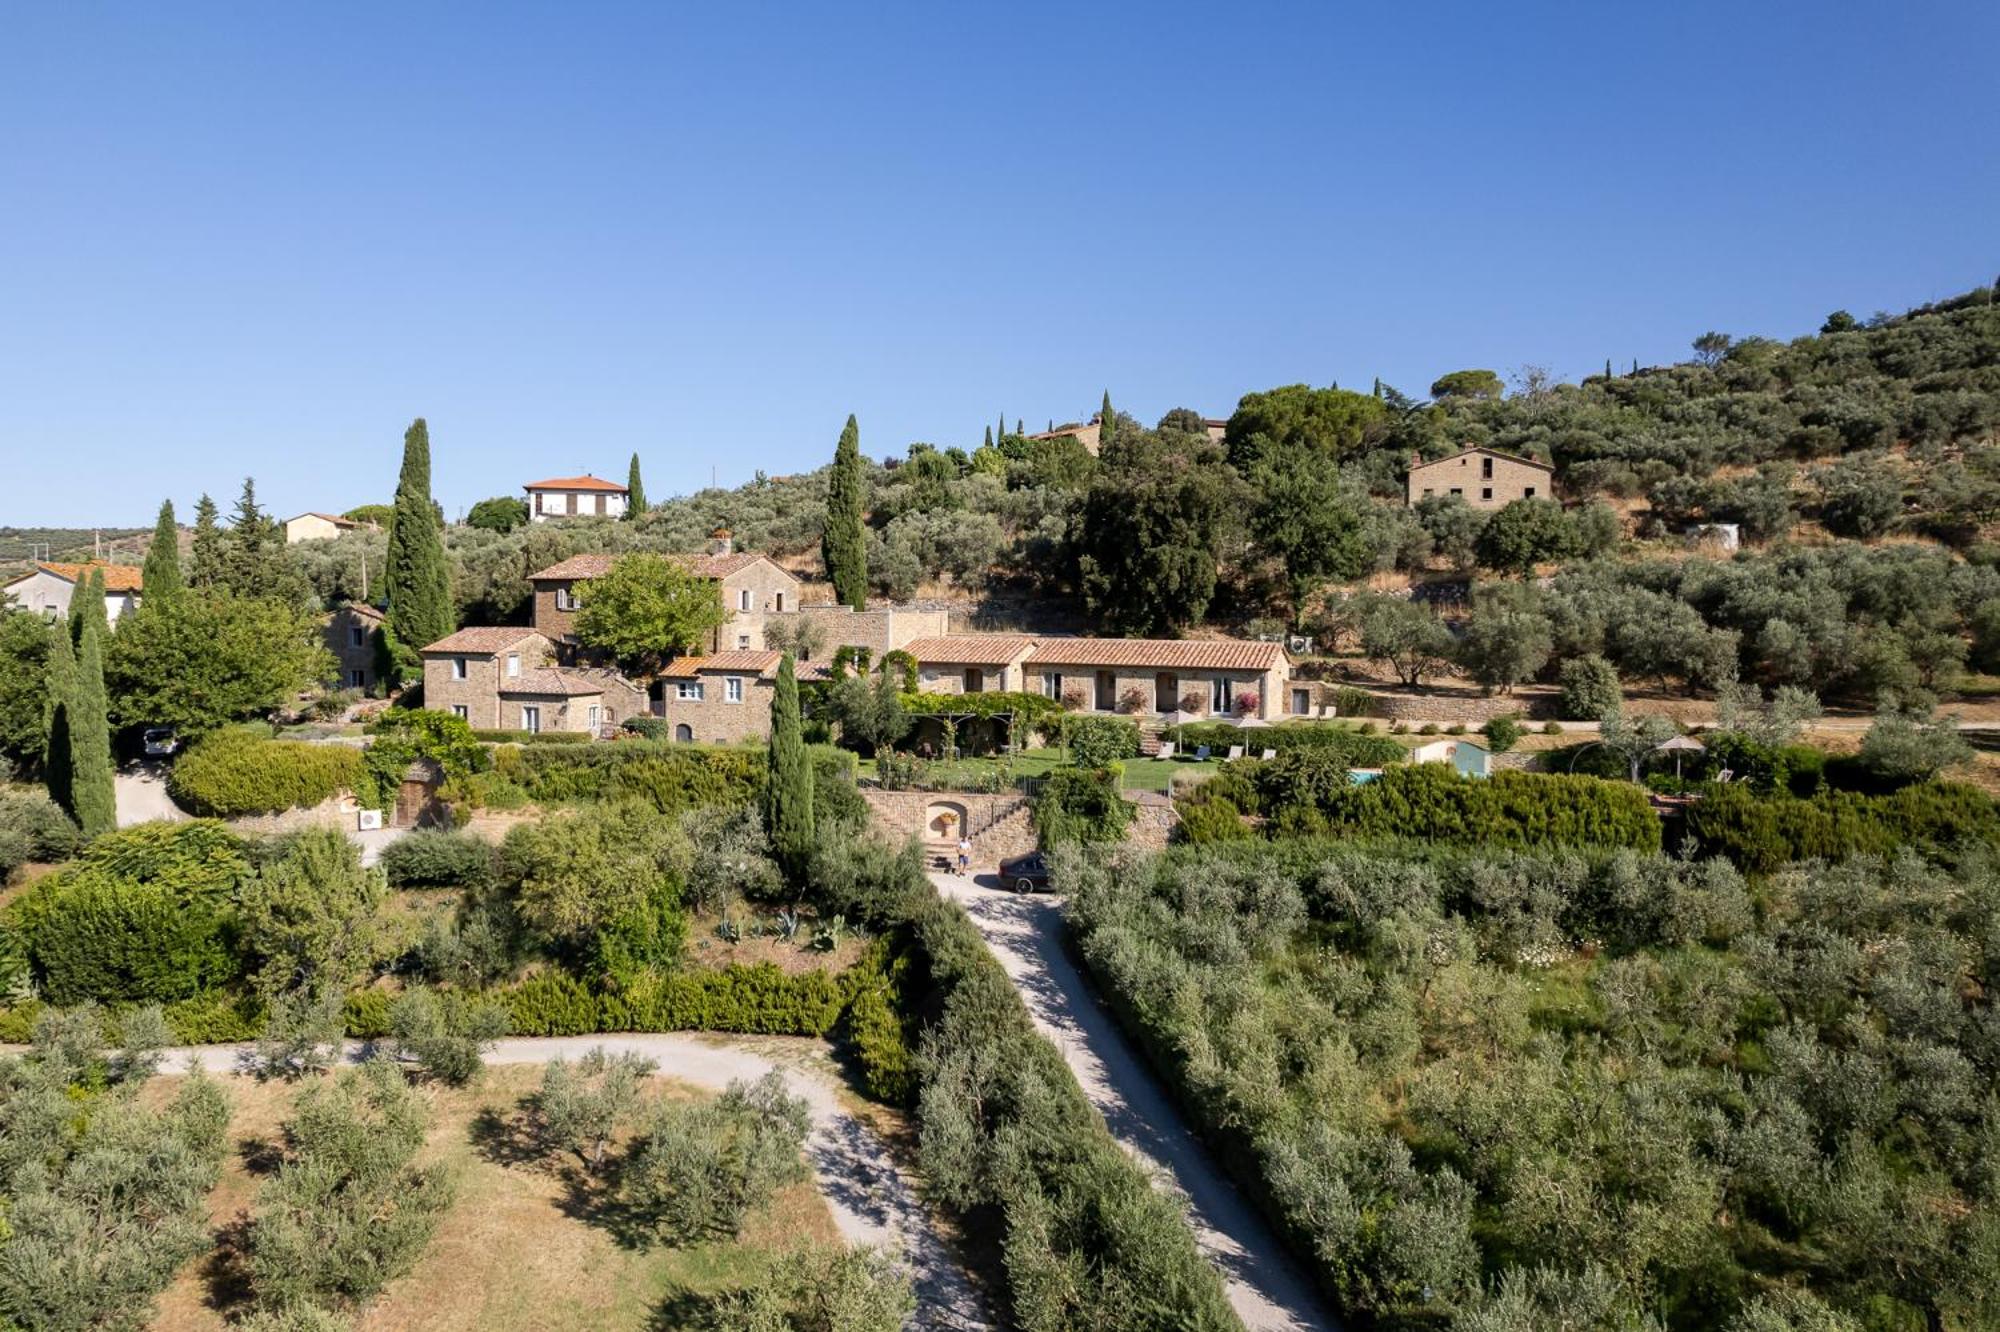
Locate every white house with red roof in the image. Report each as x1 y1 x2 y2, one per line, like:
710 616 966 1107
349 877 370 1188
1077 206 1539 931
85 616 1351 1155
523 473 629 522
3 562 144 624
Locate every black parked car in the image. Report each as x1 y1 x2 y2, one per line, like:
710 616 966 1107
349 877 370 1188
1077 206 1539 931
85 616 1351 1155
998 850 1052 894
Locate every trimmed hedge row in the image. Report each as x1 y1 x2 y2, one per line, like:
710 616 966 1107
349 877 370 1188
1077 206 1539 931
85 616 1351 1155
492 740 862 824
167 730 370 816
503 963 852 1036
1685 779 2000 871
471 729 593 745
1167 720 1405 766
1295 763 1662 851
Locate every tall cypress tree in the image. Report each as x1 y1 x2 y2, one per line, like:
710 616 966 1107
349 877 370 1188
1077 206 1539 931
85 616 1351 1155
764 654 814 883
625 452 647 520
821 414 868 611
983 425 993 449
69 571 116 837
142 498 184 608
43 615 78 819
189 493 225 590
386 418 454 653
1099 390 1117 452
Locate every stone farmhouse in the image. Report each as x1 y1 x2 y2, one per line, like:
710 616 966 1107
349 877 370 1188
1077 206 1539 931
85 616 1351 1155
2 562 143 624
524 473 629 523
657 649 782 743
908 634 1296 720
1405 447 1554 510
420 627 647 734
284 512 372 543
324 602 385 692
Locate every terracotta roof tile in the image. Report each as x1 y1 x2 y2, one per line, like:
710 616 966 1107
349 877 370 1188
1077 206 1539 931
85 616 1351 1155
10 562 146 593
523 475 628 493
1026 636 1285 671
903 635 1037 666
525 554 616 581
659 650 782 679
420 627 545 654
500 669 603 697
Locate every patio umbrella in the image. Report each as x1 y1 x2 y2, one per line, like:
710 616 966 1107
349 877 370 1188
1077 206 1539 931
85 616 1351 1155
1236 716 1272 729
1654 733 1705 779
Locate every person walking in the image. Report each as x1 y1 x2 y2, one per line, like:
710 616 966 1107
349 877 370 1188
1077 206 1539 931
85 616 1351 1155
957 834 972 876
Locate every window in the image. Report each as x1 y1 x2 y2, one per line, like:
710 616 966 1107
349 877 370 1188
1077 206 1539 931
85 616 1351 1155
1524 486 1536 498
1042 672 1063 700
725 677 744 703
521 705 541 734
555 586 579 611
737 634 751 649
565 493 577 515
350 670 366 689
774 592 785 612
348 625 366 648
587 705 601 730
964 667 984 693
674 723 693 742
450 704 468 720
1211 676 1235 714
1449 487 1463 497
452 657 468 680
676 681 704 701
738 589 752 611
506 652 521 678
1423 487 1434 497
1481 487 1493 501
1482 456 1494 479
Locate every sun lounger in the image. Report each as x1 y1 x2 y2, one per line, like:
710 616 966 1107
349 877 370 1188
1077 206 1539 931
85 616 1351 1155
1192 745 1212 762
1225 745 1245 761
1260 748 1277 760
1155 742 1177 760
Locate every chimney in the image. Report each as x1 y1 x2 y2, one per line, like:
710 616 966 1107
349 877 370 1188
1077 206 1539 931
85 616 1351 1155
709 527 733 556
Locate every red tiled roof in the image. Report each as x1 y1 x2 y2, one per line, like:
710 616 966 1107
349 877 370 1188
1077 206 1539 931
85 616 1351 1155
289 511 359 527
500 669 603 697
419 626 545 655
338 602 386 622
903 635 1036 666
523 475 628 493
8 562 146 593
1025 636 1285 671
659 650 782 679
526 551 780 582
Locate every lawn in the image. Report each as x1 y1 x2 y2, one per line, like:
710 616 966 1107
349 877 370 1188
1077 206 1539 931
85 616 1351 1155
855 748 1216 793
147 1064 840 1332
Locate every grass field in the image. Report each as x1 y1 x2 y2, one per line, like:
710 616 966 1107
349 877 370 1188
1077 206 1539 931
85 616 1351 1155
147 1064 839 1332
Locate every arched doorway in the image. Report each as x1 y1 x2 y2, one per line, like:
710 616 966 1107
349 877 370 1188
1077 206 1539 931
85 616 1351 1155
674 723 694 743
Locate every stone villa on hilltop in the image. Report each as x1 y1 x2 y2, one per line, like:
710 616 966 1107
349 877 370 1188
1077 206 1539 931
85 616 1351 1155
1405 446 1554 510
421 533 1297 741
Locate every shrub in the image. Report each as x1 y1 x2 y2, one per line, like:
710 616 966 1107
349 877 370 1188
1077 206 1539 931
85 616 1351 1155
1178 796 1252 844
843 938 918 1105
378 828 493 889
1292 764 1661 851
1333 685 1374 718
0 790 81 880
622 715 670 741
168 730 368 816
12 822 249 1004
1064 715 1140 767
1482 715 1524 752
1558 654 1623 719
1542 720 1564 736
1034 768 1134 846
1686 780 2000 872
1419 722 1441 735
536 1047 657 1171
470 728 592 744
389 986 508 1085
621 1070 811 1244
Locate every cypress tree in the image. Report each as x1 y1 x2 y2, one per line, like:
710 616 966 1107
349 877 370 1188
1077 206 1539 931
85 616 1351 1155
70 572 116 837
1014 418 1023 436
821 414 868 611
189 493 225 589
764 654 814 883
983 425 993 449
227 477 275 596
1099 391 1117 451
386 418 455 653
997 412 1005 444
142 498 184 607
626 452 647 519
43 615 77 818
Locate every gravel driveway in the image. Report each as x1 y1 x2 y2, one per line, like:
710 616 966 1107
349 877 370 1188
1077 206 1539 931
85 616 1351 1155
931 871 1340 1332
162 1032 990 1330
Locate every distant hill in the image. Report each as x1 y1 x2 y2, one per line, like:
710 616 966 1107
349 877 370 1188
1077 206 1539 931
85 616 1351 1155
0 527 154 582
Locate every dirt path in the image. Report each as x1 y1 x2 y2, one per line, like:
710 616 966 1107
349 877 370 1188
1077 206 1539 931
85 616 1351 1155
163 1032 990 1330
930 872 1340 1332
114 761 185 827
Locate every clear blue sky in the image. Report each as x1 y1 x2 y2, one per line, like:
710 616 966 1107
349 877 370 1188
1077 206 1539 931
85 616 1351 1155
3 2 1996 526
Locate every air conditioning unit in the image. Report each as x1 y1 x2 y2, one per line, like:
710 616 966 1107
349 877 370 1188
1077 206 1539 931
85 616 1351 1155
356 809 383 831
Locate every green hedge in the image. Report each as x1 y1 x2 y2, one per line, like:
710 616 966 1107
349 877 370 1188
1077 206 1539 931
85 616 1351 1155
1292 764 1662 851
167 730 370 816
502 962 853 1037
1063 714 1141 767
472 729 593 744
1685 780 2000 871
493 740 862 823
1034 767 1135 846
1166 721 1404 766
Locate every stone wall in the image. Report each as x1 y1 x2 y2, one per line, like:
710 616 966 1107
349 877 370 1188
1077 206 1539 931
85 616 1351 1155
1122 790 1178 854
225 793 361 837
858 788 1036 863
1363 688 1554 726
772 604 952 659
